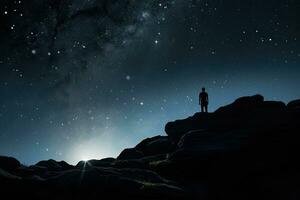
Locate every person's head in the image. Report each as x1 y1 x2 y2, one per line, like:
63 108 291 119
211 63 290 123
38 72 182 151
202 87 205 92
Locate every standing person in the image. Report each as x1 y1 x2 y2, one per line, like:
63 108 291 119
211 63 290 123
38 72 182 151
199 87 209 113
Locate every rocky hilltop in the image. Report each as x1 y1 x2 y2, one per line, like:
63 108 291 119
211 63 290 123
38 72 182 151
1 95 300 199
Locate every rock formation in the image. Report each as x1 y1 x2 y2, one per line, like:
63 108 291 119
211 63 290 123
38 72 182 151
1 94 300 199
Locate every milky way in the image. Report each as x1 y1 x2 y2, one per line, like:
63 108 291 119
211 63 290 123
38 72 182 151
1 0 300 164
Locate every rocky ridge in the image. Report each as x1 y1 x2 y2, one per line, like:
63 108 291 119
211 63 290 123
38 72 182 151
1 94 300 199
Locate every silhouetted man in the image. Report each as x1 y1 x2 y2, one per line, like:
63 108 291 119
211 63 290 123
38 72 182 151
199 87 209 113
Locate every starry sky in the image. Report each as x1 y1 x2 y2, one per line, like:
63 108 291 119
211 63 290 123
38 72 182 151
1 0 300 165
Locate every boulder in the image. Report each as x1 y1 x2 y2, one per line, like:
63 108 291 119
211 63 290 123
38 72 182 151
177 129 248 152
117 148 144 160
0 168 21 181
23 175 45 182
263 101 286 110
215 94 264 113
28 165 48 174
288 99 300 109
140 154 168 163
15 165 36 177
112 159 148 169
216 95 286 115
135 135 175 156
35 159 74 171
76 157 115 168
112 168 169 183
165 112 213 142
0 156 21 172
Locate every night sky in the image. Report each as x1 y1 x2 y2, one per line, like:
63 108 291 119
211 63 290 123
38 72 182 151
1 0 300 165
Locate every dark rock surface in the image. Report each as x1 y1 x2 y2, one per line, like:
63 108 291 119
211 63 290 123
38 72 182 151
288 99 300 109
135 135 175 156
1 95 300 199
35 159 74 171
76 157 115 168
117 148 144 160
165 94 288 142
0 156 21 172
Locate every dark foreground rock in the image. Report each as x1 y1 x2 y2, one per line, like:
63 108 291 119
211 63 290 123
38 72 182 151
117 148 144 160
36 159 74 171
0 156 21 172
1 94 300 199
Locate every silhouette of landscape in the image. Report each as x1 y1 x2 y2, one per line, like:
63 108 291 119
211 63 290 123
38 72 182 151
1 94 300 199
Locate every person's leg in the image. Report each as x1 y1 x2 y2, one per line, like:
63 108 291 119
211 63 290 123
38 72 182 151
205 105 208 113
201 104 204 113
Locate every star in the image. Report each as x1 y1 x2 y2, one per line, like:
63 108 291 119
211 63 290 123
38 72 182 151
126 75 131 80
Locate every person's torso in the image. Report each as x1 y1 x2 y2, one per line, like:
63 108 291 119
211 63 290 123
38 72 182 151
200 92 208 100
